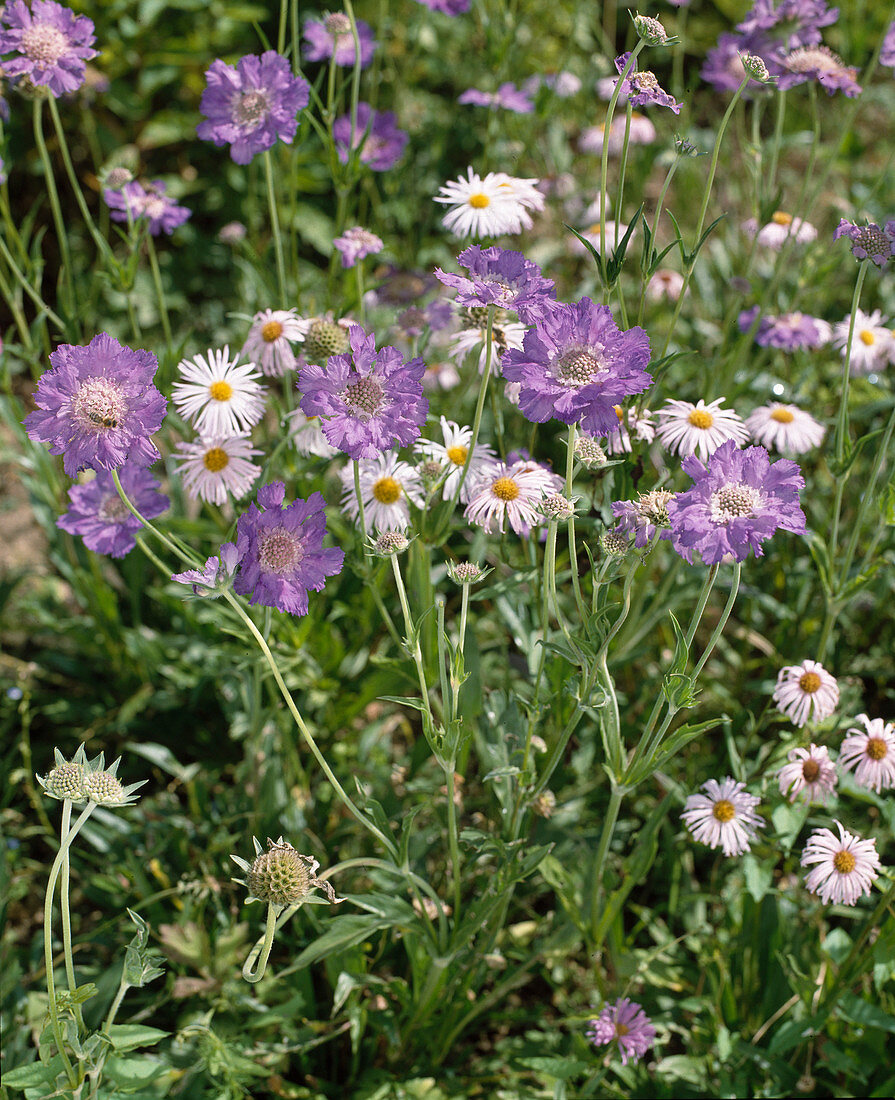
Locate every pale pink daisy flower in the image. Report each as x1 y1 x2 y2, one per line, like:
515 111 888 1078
422 360 461 391
465 459 563 536
415 416 498 503
172 347 266 438
801 821 881 906
339 451 424 532
681 777 763 856
838 714 895 794
772 660 839 728
579 112 655 155
745 403 825 455
656 397 749 461
645 268 685 302
172 433 261 505
286 409 339 458
602 405 656 455
777 744 838 804
434 167 534 238
586 997 656 1066
833 309 894 375
241 308 308 377
743 211 817 250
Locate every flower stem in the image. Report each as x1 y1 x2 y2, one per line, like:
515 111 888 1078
451 307 494 509
565 423 586 617
243 902 282 983
587 782 626 940
264 150 288 304
58 801 85 1033
146 236 173 349
33 98 76 331
111 470 199 569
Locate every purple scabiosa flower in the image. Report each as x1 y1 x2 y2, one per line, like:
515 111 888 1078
242 308 307 377
586 998 656 1066
833 219 895 268
333 102 408 172
458 82 534 113
172 542 239 597
172 434 261 505
302 14 376 67
334 226 384 268
746 403 825 455
525 70 582 98
681 777 764 856
197 51 310 165
611 489 674 548
838 714 895 794
778 44 861 95
778 744 838 804
434 245 555 324
298 326 427 460
656 398 749 461
58 467 168 559
103 180 191 237
773 659 839 727
738 1 839 46
465 459 562 536
24 334 166 477
338 450 424 532
801 821 881 906
882 21 895 69
233 482 344 615
501 298 652 436
667 440 806 565
413 0 470 13
614 52 682 112
0 0 97 98
738 307 832 350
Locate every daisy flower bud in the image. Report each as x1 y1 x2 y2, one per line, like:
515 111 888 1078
231 837 343 907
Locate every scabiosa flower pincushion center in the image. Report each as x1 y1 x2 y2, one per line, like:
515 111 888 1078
22 21 67 63
233 836 343 907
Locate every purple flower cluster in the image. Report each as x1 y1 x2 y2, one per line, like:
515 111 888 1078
333 226 384 268
233 483 344 615
502 298 652 435
333 102 408 171
302 14 377 67
0 0 97 97
776 45 861 96
458 82 533 113
434 245 555 323
668 440 806 565
614 53 682 112
173 543 239 597
24 334 166 476
834 219 895 268
586 998 657 1066
197 51 310 164
737 307 831 349
413 0 470 13
298 327 427 460
59 467 168 559
103 180 191 237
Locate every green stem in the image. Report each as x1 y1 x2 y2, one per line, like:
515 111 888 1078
111 470 198 569
263 150 288 305
352 460 370 557
243 902 282 983
839 401 895 586
0 232 67 332
390 554 433 721
451 308 494 509
0 254 37 351
587 782 626 939
58 801 85 1033
33 98 76 327
833 262 868 469
145 236 173 349
565 423 586 617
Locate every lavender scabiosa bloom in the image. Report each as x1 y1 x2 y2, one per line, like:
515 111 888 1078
25 334 166 476
738 1 839 46
834 220 895 268
681 777 764 856
334 226 384 268
172 542 239 597
302 14 376 67
104 180 191 237
502 298 652 436
233 482 344 615
413 0 470 13
701 33 773 93
668 440 806 565
58 467 169 559
773 659 839 727
298 327 427 460
614 52 682 112
838 714 895 794
882 21 895 69
458 82 533 113
197 51 309 165
778 44 861 96
778 744 838 804
801 821 881 906
0 0 97 97
333 102 408 171
435 245 555 324
738 307 832 350
587 998 656 1066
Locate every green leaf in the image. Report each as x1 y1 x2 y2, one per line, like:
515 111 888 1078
123 909 165 987
606 203 645 284
101 1054 168 1089
515 1056 589 1080
290 914 408 970
838 993 895 1033
105 1024 170 1053
0 1058 64 1089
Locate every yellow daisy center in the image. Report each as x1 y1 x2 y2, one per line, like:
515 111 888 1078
209 380 233 402
688 409 714 429
615 1023 630 1037
859 329 875 346
446 444 468 466
492 476 520 501
614 405 624 421
262 320 284 342
833 850 856 874
866 738 888 761
798 672 821 694
372 476 402 504
203 447 230 472
770 408 795 423
468 193 490 209
587 223 602 236
712 799 735 823
771 211 793 226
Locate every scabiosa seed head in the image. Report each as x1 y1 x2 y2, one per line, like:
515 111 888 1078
633 14 670 46
540 493 575 521
601 527 631 555
302 318 353 364
38 748 89 802
373 530 409 556
232 837 343 907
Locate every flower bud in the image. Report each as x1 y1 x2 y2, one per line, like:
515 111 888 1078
634 14 670 46
575 435 608 469
104 167 133 190
602 527 631 556
373 531 409 557
540 494 575 521
447 561 488 584
303 319 351 364
42 761 86 802
741 54 771 81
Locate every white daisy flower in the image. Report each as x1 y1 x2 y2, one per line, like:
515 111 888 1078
415 417 498 503
602 405 656 455
286 409 339 458
772 659 839 728
579 112 655 155
448 307 527 374
801 821 881 906
172 433 261 505
680 777 764 857
241 308 308 377
645 269 685 302
172 347 266 438
743 211 817 250
745 403 825 455
434 167 536 238
656 397 749 461
422 360 462 391
339 451 424 532
491 172 546 230
838 714 895 794
833 309 894 375
777 744 838 804
464 459 563 536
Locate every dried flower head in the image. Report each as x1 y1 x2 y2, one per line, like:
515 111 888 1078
231 837 343 907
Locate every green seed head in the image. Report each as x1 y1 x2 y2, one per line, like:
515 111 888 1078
248 841 314 906
303 320 351 364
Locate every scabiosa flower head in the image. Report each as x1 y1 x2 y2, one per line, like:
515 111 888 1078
197 51 310 165
656 397 749 461
633 13 671 46
603 404 656 455
746 403 825 454
334 102 408 171
302 14 377 67
372 530 410 556
58 466 168 558
738 307 832 350
233 482 344 615
580 112 656 154
832 309 894 374
0 0 97 97
241 308 306 377
172 347 266 438
415 417 498 503
614 52 682 112
586 998 657 1066
298 327 427 461
300 316 355 365
502 298 652 436
778 744 838 803
602 526 631 555
668 440 806 564
737 1 839 48
458 81 533 113
541 493 575 521
778 45 861 96
611 489 675 548
447 561 489 584
334 226 384 268
464 459 563 536
339 451 424 532
38 746 88 802
24 334 166 476
701 33 773 94
834 220 895 268
172 542 239 597
82 756 146 807
838 714 895 794
232 836 343 907
801 821 881 906
575 434 608 468
172 433 261 505
741 54 771 81
681 777 763 856
434 245 555 324
434 167 542 238
103 180 191 236
742 211 818 250
772 659 839 727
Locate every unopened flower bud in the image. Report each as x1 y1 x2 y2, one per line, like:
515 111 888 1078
83 770 125 805
324 12 351 35
541 493 575 521
218 221 247 244
42 761 86 802
303 319 351 364
575 436 608 468
373 531 409 556
447 561 487 584
530 735 547 754
741 54 771 81
104 167 133 190
531 790 556 818
634 13 670 46
674 135 704 157
602 527 631 556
